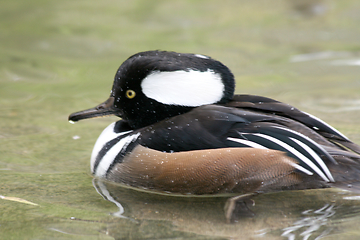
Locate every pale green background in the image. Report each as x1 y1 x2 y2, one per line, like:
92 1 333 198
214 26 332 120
1 0 360 239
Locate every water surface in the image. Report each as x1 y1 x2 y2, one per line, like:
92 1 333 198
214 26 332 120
1 0 360 239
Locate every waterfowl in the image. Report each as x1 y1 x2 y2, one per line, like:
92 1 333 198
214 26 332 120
69 50 360 198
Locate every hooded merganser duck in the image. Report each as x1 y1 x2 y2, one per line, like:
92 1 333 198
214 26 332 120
69 50 360 197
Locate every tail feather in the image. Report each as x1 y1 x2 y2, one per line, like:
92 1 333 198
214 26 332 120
329 154 360 193
323 146 360 164
323 135 360 155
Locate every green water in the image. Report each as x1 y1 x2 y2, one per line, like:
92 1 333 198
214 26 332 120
1 0 360 239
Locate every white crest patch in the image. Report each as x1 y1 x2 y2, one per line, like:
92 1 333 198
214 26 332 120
141 69 224 107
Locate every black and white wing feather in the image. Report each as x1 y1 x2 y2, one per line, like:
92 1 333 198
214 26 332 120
226 94 360 154
226 123 336 182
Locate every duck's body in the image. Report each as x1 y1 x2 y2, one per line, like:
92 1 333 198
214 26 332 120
69 51 360 196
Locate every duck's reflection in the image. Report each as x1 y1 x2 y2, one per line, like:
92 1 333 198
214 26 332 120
92 179 360 240
282 204 335 240
92 178 229 222
93 179 127 219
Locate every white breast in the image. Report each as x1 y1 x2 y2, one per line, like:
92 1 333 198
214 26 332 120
90 122 139 178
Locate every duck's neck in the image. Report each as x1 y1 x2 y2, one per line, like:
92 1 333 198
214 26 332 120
125 104 195 129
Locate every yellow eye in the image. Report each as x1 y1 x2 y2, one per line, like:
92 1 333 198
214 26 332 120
125 89 136 99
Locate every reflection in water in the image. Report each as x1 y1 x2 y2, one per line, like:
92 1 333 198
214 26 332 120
92 179 360 239
281 204 335 240
93 179 127 219
92 179 230 239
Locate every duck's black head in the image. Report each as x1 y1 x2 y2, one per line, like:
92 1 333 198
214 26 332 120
69 50 235 129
